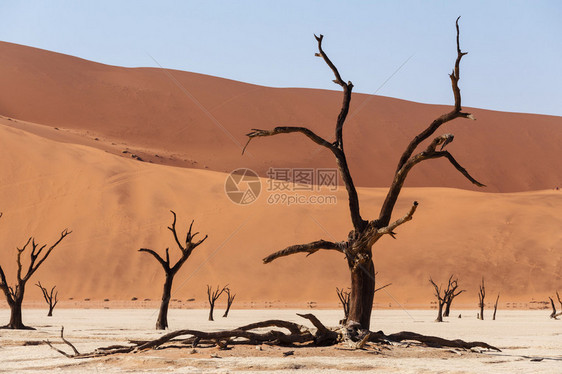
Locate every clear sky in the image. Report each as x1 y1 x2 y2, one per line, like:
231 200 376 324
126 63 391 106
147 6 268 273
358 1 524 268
1 1 560 116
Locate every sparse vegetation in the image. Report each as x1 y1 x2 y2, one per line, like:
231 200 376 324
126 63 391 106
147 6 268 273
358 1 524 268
0 213 71 329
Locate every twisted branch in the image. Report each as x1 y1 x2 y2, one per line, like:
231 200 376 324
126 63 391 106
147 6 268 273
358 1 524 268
263 239 343 264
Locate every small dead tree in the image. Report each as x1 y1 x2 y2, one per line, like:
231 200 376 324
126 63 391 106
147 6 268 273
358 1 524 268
431 275 463 322
207 284 226 321
549 297 558 319
336 287 351 323
139 211 207 330
492 293 500 320
549 291 562 319
429 277 447 322
36 281 59 317
477 278 485 320
443 277 464 317
243 18 483 331
222 287 236 318
0 213 71 329
337 271 391 325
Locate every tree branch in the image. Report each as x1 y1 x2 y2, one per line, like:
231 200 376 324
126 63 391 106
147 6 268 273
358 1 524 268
374 283 391 294
139 248 169 272
432 151 485 187
167 210 184 251
243 126 334 155
379 18 480 226
263 239 343 264
314 34 353 150
377 201 418 238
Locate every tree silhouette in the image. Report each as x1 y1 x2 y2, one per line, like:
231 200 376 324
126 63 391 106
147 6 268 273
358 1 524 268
244 18 483 330
0 213 71 329
139 211 207 330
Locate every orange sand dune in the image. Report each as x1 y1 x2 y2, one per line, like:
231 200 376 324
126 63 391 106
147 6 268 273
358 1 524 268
1 42 561 193
1 122 560 308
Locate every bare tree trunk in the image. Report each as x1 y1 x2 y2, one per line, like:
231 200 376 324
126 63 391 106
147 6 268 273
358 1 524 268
347 257 375 330
208 304 215 321
492 293 500 321
9 302 25 329
222 288 235 318
549 297 559 319
436 301 444 322
3 294 30 330
156 274 174 330
478 278 485 320
443 299 451 318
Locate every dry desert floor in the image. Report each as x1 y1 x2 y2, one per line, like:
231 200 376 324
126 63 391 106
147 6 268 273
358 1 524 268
0 308 560 373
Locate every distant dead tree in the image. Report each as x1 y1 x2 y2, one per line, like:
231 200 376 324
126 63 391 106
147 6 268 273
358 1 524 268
243 18 483 331
336 287 351 323
36 281 59 317
431 275 464 322
477 278 486 320
549 291 562 319
443 277 464 317
0 214 71 329
139 211 208 330
338 273 390 324
207 284 227 321
222 287 236 318
492 293 500 320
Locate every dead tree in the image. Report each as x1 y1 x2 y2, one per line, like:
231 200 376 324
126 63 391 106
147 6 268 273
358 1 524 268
222 287 236 318
243 18 483 331
139 211 207 330
443 277 464 317
336 287 351 323
429 276 454 322
207 284 226 321
477 278 485 320
549 297 558 319
0 213 71 329
549 291 562 319
492 293 500 320
36 281 59 317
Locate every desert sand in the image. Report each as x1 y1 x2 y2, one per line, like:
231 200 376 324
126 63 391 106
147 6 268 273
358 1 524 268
1 41 562 193
0 118 561 307
0 309 560 373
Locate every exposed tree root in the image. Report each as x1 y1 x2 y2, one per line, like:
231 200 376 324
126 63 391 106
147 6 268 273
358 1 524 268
370 331 501 352
44 313 500 359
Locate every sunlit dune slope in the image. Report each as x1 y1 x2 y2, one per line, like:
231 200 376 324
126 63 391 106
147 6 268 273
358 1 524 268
1 123 560 307
1 41 561 193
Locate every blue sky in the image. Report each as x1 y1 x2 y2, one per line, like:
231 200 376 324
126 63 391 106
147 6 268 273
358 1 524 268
1 1 561 116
